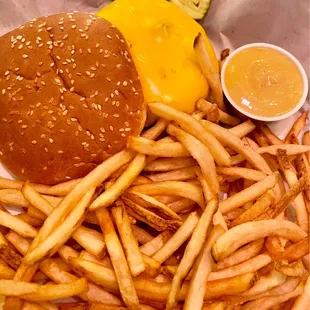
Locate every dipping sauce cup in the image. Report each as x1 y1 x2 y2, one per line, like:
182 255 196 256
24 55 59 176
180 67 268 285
221 43 308 121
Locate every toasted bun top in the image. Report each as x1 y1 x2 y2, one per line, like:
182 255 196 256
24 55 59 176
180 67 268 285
0 12 145 184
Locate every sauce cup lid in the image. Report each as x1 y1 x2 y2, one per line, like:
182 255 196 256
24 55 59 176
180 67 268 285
221 43 309 122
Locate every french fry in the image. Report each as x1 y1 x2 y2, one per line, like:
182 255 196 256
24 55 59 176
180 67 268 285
212 219 307 261
0 210 37 238
40 259 122 305
22 182 54 216
303 130 310 163
217 167 267 181
15 213 44 227
228 120 256 138
259 124 283 145
284 111 308 143
124 192 181 221
131 225 154 244
275 259 306 277
194 34 226 112
184 225 225 310
0 240 22 270
96 208 140 310
167 124 219 195
277 149 308 232
120 198 175 231
166 195 218 309
241 270 287 298
168 198 197 214
144 157 197 172
242 283 303 310
219 173 279 213
148 102 231 167
257 176 306 220
90 154 146 210
196 99 240 125
146 166 199 182
257 144 310 155
23 189 95 264
152 212 199 264
215 239 265 270
292 274 310 309
0 189 61 208
69 257 256 301
139 230 173 256
209 253 272 281
45 179 82 196
0 280 38 295
278 237 309 262
18 278 88 301
129 181 204 209
5 231 30 255
230 189 275 227
58 245 79 265
71 226 106 258
27 206 47 221
127 136 190 157
22 302 48 310
0 259 15 279
111 204 145 277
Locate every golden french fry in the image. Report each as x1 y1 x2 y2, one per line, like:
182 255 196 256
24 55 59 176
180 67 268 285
152 212 199 264
72 226 106 258
27 206 46 221
242 283 303 310
111 204 145 277
0 177 49 194
0 259 15 279
217 167 267 181
200 120 271 173
275 259 306 277
168 198 197 214
284 111 308 143
209 253 272 281
40 259 122 305
144 157 197 172
194 34 226 112
292 274 310 309
148 102 231 167
0 241 22 270
129 181 204 209
215 239 265 270
15 214 44 227
184 225 225 310
146 166 199 182
96 208 140 310
303 130 310 164
277 149 308 232
259 124 283 145
279 237 309 263
167 124 219 195
167 197 219 309
58 246 79 265
0 189 61 208
139 230 173 256
22 182 54 216
24 189 95 264
127 136 190 157
131 225 154 245
230 189 275 227
219 173 279 213
69 257 256 301
213 220 307 261
90 154 146 210
196 99 239 126
45 179 82 197
22 302 49 310
0 210 37 238
257 144 310 155
124 192 181 221
228 120 256 138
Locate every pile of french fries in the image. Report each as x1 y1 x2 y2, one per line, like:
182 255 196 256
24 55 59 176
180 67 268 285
0 34 309 310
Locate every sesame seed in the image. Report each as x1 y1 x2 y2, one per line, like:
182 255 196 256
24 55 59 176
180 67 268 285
21 168 25 173
116 63 121 68
21 125 27 129
22 54 28 59
123 81 128 86
4 71 9 76
18 44 23 49
49 138 54 143
50 62 55 68
1 89 6 95
58 150 63 154
80 97 86 101
43 166 48 171
41 81 46 86
106 35 112 39
70 87 74 92
109 126 114 131
41 134 46 138
87 48 91 54
72 25 77 29
31 140 37 144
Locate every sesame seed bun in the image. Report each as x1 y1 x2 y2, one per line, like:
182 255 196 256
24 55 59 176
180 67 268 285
0 12 145 185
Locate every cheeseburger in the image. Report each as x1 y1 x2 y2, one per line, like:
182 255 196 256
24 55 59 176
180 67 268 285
0 12 145 184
